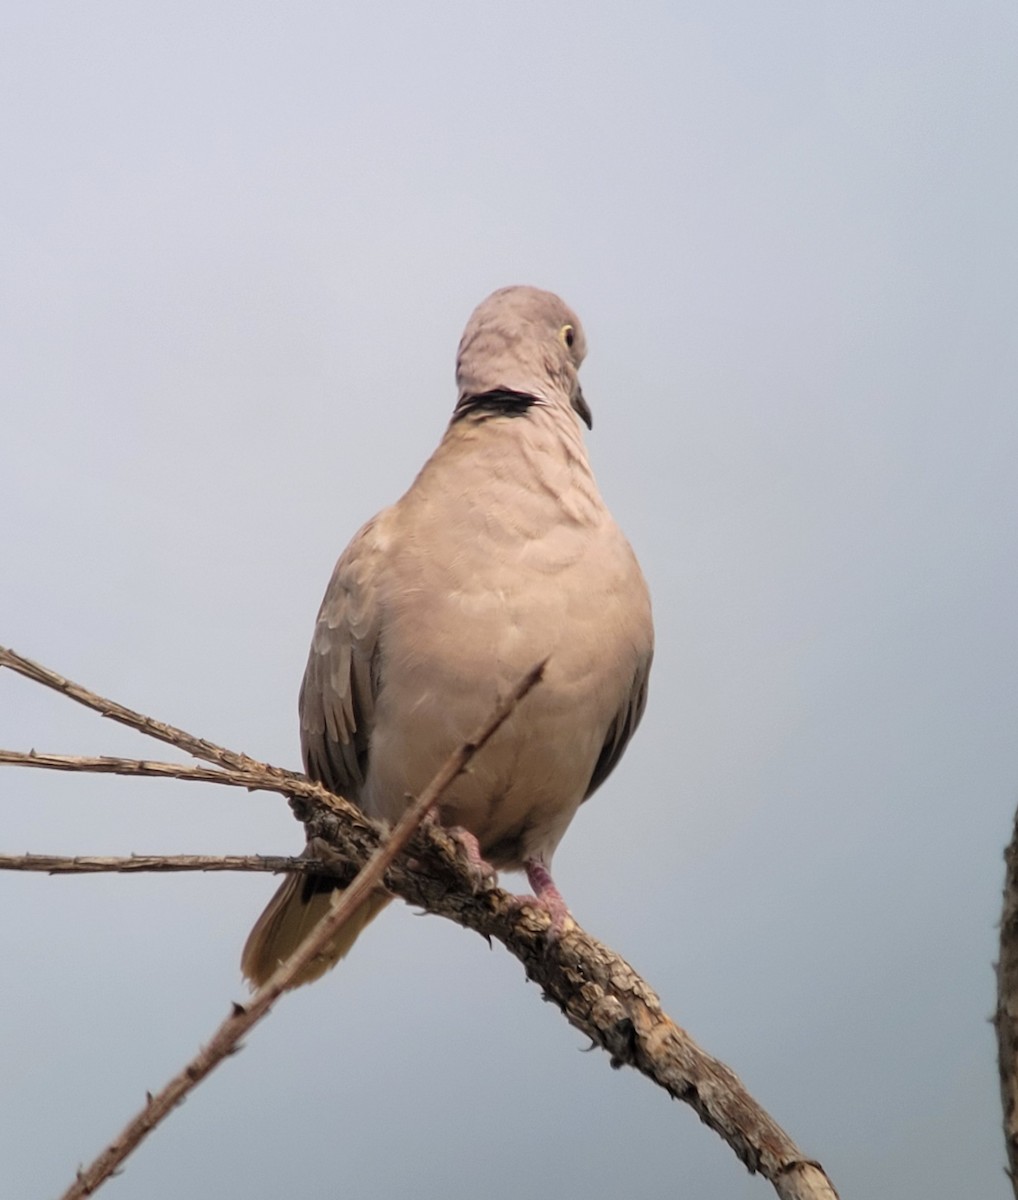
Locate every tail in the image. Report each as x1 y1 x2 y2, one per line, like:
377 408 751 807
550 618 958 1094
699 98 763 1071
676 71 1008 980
241 870 390 990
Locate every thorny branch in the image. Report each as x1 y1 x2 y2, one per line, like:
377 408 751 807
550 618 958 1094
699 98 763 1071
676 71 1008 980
0 748 293 792
0 646 288 778
0 646 839 1200
0 853 350 877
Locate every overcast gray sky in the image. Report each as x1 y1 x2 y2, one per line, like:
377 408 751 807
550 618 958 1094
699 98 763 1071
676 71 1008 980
3 3 1017 1197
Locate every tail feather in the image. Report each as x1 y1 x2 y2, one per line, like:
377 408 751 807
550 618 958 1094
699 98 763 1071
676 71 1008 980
241 873 390 989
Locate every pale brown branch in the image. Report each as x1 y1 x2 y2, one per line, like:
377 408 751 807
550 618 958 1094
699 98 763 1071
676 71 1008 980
59 661 546 1200
0 749 282 791
2 647 839 1200
0 645 294 778
0 674 374 822
0 853 346 876
997 804 1018 1196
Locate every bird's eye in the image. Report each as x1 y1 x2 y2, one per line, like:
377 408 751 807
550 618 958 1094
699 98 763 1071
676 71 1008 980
560 324 576 349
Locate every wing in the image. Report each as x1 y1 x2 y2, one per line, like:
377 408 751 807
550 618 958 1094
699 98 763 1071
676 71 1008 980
298 511 391 802
583 651 653 801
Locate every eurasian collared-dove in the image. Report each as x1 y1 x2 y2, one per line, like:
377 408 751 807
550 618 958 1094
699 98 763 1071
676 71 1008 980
242 285 654 988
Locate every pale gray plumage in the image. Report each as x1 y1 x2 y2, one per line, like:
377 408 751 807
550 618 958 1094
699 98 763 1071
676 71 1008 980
242 285 653 988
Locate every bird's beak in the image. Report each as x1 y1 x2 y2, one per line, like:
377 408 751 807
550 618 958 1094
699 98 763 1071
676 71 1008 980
572 386 592 429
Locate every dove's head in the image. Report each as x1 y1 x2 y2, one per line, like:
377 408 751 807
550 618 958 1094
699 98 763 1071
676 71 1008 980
454 286 592 429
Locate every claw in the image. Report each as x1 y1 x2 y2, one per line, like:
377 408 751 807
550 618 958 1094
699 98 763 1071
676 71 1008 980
446 825 499 893
506 859 573 934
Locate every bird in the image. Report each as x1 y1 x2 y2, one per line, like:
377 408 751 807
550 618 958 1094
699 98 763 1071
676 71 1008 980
241 285 654 989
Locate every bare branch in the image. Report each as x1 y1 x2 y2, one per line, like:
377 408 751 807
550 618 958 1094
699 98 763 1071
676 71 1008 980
997 805 1018 1197
0 749 282 791
59 661 546 1200
0 655 377 821
0 645 296 778
0 853 349 877
2 647 839 1199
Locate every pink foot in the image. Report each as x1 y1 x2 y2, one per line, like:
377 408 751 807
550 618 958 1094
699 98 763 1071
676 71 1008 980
507 859 572 934
446 826 498 892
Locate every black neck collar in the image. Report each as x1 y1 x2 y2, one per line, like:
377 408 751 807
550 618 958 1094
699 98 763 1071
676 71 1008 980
452 388 540 423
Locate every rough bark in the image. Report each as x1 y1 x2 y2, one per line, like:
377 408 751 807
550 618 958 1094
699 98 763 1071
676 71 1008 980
997 805 1018 1196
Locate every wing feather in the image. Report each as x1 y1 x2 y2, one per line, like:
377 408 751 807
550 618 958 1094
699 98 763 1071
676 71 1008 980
583 653 652 801
298 512 391 801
